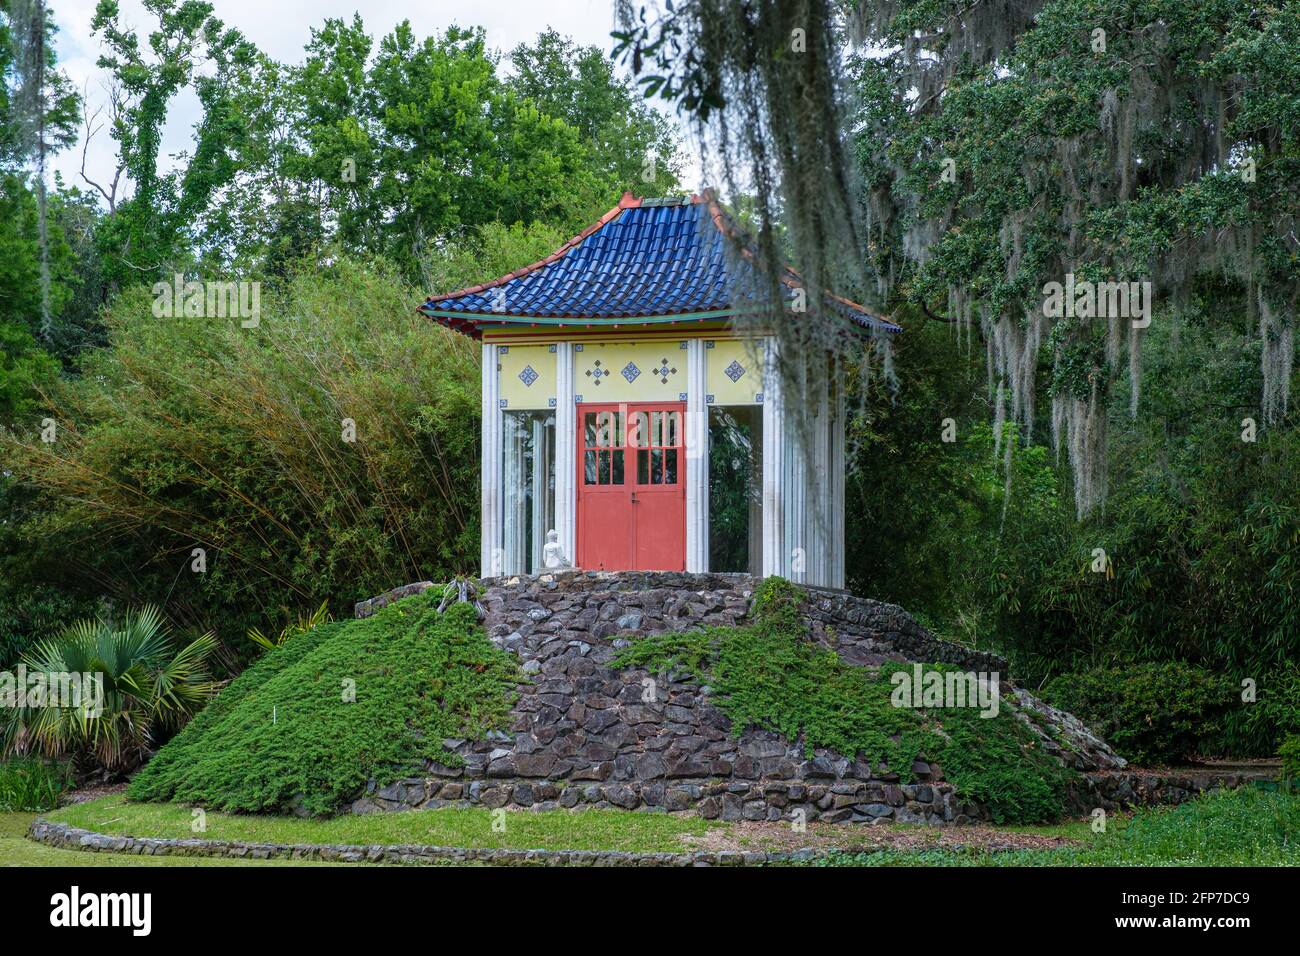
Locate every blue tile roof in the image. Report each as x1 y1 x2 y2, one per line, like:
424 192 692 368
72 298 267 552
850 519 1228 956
419 193 900 336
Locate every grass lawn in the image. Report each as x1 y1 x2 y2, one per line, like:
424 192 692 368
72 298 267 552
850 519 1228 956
812 787 1300 866
12 786 1296 867
0 811 341 867
48 795 721 854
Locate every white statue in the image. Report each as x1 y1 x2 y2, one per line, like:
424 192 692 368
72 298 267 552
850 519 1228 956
542 529 571 569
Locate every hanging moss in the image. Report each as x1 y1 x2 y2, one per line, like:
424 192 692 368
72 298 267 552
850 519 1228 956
620 0 1299 518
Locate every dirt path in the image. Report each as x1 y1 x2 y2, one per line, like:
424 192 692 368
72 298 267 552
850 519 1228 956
682 820 1079 855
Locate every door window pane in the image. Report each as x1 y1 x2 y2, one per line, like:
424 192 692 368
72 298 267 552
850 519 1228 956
629 411 649 447
663 411 679 447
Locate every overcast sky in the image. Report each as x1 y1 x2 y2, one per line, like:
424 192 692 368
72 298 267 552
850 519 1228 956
48 0 700 200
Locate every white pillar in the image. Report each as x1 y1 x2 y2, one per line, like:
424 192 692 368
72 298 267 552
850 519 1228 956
761 336 784 578
830 379 846 589
553 341 577 567
810 374 830 587
480 342 503 577
783 385 807 584
685 339 709 572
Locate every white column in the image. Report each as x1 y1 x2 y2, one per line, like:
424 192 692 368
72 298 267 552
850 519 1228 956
783 390 807 584
685 339 709 572
553 341 577 567
830 378 846 589
761 336 784 578
480 342 503 577
809 374 830 587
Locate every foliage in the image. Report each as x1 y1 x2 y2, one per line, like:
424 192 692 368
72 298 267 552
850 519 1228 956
706 406 760 573
846 308 1299 756
614 578 1072 824
1 605 216 773
1245 663 1300 750
0 257 481 663
1042 663 1234 766
127 593 522 816
857 0 1300 514
174 14 678 280
0 756 69 811
507 28 680 194
1281 736 1300 785
89 0 257 286
247 601 331 653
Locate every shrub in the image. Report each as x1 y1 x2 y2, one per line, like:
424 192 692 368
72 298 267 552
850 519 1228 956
1042 663 1234 765
1246 662 1300 750
0 258 481 664
128 592 522 816
0 757 71 812
1281 736 1300 785
247 600 332 652
1 606 216 775
613 578 1072 824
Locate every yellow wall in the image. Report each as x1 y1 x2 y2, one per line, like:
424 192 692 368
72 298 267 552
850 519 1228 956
498 344 556 410
573 341 690 403
705 338 765 406
496 334 767 408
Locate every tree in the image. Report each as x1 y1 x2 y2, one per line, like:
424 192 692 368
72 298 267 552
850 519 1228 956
508 28 681 194
89 0 255 284
2 0 79 339
617 0 1299 517
1 605 215 775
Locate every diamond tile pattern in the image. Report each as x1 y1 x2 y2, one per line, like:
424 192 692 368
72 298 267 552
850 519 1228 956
621 362 641 383
724 359 746 382
420 197 901 332
518 365 539 387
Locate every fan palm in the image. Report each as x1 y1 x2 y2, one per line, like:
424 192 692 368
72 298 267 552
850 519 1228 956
1 606 216 774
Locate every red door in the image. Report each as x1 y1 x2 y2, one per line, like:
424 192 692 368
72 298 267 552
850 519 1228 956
577 402 685 571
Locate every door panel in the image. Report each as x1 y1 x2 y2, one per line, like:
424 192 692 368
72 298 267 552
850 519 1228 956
577 408 631 570
576 402 685 571
630 408 685 570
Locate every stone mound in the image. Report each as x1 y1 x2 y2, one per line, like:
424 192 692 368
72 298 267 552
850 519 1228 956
351 572 1126 824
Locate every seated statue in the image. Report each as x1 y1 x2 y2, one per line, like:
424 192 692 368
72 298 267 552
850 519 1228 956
542 529 572 569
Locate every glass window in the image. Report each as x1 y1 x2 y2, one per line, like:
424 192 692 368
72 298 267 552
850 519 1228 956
708 406 762 574
502 411 555 575
582 410 625 486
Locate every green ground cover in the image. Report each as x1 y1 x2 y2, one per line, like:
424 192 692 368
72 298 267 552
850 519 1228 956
127 594 521 816
614 578 1073 824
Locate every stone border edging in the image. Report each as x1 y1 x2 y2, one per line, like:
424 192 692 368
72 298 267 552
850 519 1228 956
27 819 820 867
